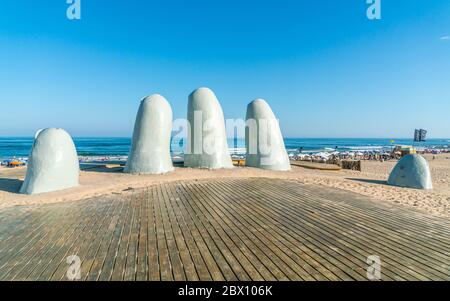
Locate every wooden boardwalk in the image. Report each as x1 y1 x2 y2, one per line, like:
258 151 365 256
0 178 449 281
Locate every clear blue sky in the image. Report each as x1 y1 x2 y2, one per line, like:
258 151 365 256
0 0 449 138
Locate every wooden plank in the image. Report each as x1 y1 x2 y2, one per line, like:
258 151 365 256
160 183 199 281
207 179 358 281
24 200 110 280
123 191 141 281
0 203 86 280
178 182 252 281
50 198 119 281
153 185 175 281
1 177 449 281
0 203 78 272
229 178 423 280
80 196 123 281
146 187 160 281
283 181 450 251
186 182 270 281
174 183 238 281
170 183 227 281
237 179 447 280
157 184 187 281
135 188 149 281
255 179 450 279
301 182 450 240
191 181 295 280
164 183 213 281
96 197 132 281
39 199 114 280
220 179 406 280
202 180 360 281
87 197 128 281
110 194 135 281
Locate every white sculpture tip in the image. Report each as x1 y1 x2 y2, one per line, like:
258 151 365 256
141 94 167 103
190 87 215 97
249 98 269 107
36 128 72 140
196 87 213 92
34 129 44 139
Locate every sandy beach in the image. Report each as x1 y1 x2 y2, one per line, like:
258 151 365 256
1 154 449 217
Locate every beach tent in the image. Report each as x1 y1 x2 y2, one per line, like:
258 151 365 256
8 161 24 167
387 154 432 190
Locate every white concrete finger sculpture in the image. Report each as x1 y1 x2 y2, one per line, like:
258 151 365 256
245 99 291 171
388 154 432 189
184 87 233 169
125 94 174 174
20 128 79 195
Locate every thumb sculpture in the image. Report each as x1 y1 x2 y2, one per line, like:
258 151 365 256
245 99 291 171
388 154 433 190
20 128 79 195
184 87 233 169
125 94 174 174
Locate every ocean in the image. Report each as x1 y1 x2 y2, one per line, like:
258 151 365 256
1 137 449 161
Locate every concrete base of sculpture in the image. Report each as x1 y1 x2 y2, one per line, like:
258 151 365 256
388 154 433 190
184 87 233 169
20 128 79 195
125 94 175 175
245 99 291 171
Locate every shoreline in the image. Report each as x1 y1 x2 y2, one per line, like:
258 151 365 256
2 146 450 165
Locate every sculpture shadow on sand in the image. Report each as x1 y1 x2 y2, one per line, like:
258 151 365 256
0 177 23 193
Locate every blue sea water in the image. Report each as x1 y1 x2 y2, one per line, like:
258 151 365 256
0 137 449 160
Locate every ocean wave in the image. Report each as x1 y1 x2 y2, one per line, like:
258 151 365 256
343 146 385 150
